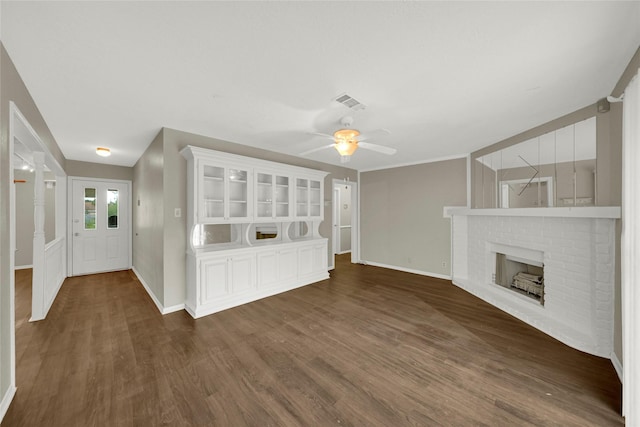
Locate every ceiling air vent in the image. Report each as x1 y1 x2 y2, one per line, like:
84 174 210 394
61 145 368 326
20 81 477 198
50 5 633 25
334 93 366 111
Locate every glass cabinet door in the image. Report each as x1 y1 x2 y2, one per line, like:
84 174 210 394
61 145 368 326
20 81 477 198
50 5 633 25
275 175 290 218
201 165 225 219
296 178 309 217
309 180 321 218
256 172 273 218
227 168 249 219
200 163 249 222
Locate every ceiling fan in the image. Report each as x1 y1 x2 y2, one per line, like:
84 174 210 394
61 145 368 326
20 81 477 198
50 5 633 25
300 116 397 163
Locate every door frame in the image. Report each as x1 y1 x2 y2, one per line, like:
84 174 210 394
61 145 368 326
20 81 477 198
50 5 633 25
330 178 359 269
67 177 132 276
5 102 67 412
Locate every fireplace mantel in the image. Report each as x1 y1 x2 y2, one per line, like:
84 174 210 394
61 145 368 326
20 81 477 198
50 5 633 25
444 206 620 219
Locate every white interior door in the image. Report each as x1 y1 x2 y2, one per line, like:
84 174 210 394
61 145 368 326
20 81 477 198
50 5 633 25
71 179 130 275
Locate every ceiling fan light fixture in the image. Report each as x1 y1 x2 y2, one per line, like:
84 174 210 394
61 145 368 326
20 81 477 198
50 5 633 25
334 139 358 156
333 128 359 156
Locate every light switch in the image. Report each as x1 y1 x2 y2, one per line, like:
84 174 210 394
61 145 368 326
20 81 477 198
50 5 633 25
174 208 181 218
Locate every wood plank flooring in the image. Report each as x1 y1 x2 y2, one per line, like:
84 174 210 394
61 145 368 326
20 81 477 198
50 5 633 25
3 255 623 426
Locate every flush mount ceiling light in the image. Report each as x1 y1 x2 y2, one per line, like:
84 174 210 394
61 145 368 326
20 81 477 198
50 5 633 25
96 147 111 157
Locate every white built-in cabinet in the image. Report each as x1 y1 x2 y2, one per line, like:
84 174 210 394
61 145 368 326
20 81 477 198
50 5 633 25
181 146 329 319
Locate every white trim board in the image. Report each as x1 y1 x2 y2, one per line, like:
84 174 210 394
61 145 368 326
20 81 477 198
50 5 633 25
361 260 451 281
612 351 623 384
0 385 17 424
131 267 185 315
14 265 33 270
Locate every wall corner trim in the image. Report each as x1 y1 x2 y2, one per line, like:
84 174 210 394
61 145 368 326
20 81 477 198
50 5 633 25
0 385 17 423
361 260 451 281
131 267 185 315
612 351 623 384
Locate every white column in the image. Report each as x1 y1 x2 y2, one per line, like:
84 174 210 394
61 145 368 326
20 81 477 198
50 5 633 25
622 70 639 424
30 151 45 321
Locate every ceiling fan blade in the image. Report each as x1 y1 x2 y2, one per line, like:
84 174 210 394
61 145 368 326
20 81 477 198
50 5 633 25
308 132 335 140
358 141 397 155
358 128 391 142
300 144 334 156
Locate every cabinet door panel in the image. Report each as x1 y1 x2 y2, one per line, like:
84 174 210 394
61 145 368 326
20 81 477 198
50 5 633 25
257 251 278 289
278 248 298 282
298 245 314 276
312 243 327 274
201 258 229 304
231 254 255 293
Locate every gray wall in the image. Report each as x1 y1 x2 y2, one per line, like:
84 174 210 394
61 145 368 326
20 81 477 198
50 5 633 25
132 132 165 304
66 159 133 181
0 43 66 408
132 127 358 308
360 158 467 276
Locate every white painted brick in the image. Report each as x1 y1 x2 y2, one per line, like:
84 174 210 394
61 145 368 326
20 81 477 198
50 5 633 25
452 213 616 357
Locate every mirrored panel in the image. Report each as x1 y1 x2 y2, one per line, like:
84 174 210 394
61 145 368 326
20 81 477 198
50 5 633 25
288 221 310 240
192 224 237 247
474 117 596 208
250 222 280 243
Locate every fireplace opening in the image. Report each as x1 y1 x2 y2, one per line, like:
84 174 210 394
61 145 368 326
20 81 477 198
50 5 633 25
494 253 544 305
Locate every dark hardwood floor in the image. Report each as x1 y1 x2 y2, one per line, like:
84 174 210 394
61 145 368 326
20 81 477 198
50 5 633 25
3 256 623 426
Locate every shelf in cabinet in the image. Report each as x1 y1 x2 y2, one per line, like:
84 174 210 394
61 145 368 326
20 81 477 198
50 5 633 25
204 198 223 203
257 201 271 204
203 176 223 181
229 200 247 204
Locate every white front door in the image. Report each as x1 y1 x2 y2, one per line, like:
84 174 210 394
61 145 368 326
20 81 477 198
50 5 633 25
71 178 130 275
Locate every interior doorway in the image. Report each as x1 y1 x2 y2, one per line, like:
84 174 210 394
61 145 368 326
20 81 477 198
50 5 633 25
330 179 358 269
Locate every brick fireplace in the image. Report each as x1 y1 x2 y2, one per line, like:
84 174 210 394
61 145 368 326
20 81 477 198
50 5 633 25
446 207 620 358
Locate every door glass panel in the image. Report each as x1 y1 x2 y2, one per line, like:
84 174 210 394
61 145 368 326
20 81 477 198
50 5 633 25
84 188 96 230
107 189 119 229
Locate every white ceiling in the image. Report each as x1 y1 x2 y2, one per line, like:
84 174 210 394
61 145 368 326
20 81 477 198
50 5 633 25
2 1 639 171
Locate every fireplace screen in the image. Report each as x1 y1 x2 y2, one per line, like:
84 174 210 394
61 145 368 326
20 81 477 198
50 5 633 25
495 253 544 305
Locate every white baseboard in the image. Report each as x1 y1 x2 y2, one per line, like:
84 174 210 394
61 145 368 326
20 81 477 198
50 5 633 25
163 303 186 314
14 265 33 270
361 260 451 281
611 351 623 383
0 385 17 423
131 267 185 315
